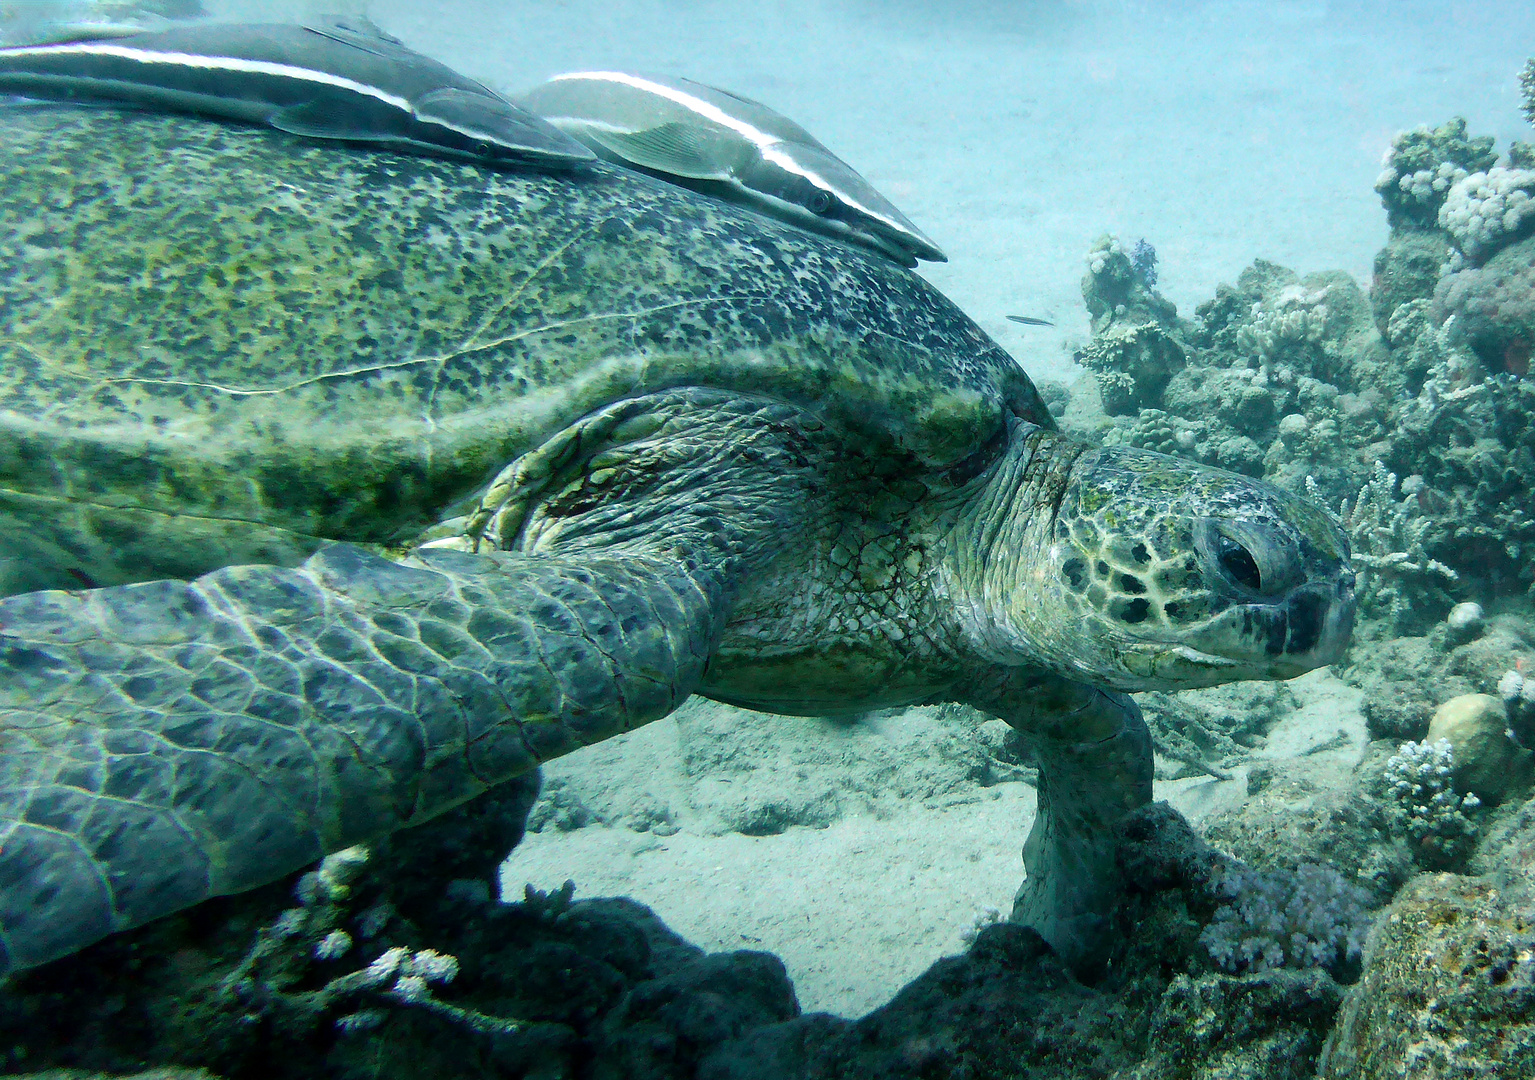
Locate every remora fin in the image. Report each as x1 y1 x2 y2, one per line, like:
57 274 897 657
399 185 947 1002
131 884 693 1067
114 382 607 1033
0 18 594 166
520 70 945 265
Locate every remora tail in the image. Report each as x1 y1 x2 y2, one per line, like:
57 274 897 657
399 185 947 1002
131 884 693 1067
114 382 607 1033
0 18 594 166
520 70 945 266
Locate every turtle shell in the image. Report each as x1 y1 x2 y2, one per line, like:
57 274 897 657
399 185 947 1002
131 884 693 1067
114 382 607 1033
0 103 1051 594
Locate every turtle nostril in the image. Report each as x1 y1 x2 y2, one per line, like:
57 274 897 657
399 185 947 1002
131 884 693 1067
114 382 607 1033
1216 535 1263 591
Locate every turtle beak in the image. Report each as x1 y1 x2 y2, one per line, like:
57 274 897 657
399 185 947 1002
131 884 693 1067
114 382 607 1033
1309 569 1356 665
1181 570 1357 679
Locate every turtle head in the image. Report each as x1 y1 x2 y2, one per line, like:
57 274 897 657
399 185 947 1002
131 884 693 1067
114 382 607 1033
957 439 1356 692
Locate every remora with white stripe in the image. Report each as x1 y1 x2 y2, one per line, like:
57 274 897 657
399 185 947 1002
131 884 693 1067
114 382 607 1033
0 18 594 166
520 70 945 266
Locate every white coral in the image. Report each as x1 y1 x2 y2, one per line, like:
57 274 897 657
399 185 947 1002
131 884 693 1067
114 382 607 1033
402 948 459 985
314 929 353 961
1438 165 1535 261
1392 160 1468 206
1310 464 1456 627
1199 864 1371 974
961 904 1003 946
1085 234 1123 276
1499 668 1524 702
1236 284 1332 364
365 945 411 984
1384 738 1482 853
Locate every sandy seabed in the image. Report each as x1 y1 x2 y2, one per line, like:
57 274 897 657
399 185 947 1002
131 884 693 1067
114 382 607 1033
503 670 1365 1016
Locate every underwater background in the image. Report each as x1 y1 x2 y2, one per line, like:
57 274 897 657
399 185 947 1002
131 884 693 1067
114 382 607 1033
2 1 1535 1077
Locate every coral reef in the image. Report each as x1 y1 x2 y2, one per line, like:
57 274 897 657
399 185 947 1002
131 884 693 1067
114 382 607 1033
1385 341 1535 584
1315 464 1458 631
1069 112 1535 627
1129 237 1159 287
1338 609 1535 740
1074 235 1185 415
0 773 547 1078
1320 786 1535 1080
1200 757 1413 906
1083 257 1391 502
701 804 1350 1080
1438 165 1535 264
1370 230 1453 337
1372 118 1496 231
1500 666 1535 747
1076 322 1187 416
1444 599 1485 642
1523 57 1535 125
0 797 1370 1080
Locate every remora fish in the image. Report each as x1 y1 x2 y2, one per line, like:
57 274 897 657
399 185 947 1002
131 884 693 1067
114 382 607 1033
0 17 594 166
520 70 945 266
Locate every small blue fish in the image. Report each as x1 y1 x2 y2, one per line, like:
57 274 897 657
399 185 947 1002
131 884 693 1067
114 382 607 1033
520 71 945 267
0 18 594 166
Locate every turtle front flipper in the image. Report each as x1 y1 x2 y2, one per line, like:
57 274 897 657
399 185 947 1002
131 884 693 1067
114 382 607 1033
966 670 1153 977
0 542 724 976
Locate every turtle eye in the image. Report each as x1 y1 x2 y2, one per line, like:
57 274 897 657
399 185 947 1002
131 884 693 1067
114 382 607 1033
1216 534 1263 591
805 188 836 215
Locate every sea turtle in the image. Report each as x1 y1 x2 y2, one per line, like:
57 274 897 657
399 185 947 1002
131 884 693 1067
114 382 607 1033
0 100 1356 980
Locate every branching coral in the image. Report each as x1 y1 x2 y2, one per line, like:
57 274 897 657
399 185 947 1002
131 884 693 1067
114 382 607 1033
220 845 523 1040
1385 342 1535 576
1382 738 1482 868
1522 57 1534 127
1075 235 1185 414
1199 863 1371 975
1235 282 1335 366
1499 668 1535 748
1310 464 1457 628
1075 323 1186 415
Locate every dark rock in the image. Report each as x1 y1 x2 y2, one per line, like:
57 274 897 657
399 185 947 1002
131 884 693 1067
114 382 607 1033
1146 968 1343 1080
593 951 800 1080
1371 229 1452 337
1434 233 1535 376
1317 872 1535 1079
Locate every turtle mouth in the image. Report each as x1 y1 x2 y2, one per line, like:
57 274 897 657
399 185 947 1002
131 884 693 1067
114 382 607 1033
1184 583 1356 672
1111 578 1356 690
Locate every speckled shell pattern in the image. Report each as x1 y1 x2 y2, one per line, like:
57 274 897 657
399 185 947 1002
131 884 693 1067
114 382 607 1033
0 103 1049 596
